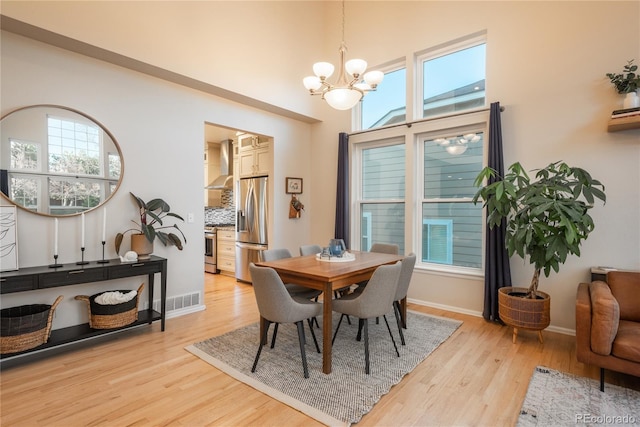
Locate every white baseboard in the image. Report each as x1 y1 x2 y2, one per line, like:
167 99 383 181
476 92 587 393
407 298 576 336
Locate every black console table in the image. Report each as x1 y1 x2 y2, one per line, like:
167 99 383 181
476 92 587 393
0 256 167 361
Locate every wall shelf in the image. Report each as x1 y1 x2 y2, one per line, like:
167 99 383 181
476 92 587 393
607 115 640 132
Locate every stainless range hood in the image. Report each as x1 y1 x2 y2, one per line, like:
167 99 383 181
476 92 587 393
206 139 234 189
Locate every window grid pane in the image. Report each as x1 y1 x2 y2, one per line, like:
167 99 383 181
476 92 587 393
361 68 407 130
360 203 405 254
422 43 486 118
422 202 482 268
48 116 102 176
362 144 405 199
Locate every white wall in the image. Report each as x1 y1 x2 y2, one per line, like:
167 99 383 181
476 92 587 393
2 1 639 333
0 32 312 328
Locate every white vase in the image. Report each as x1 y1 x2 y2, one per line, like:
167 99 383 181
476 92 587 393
623 91 640 109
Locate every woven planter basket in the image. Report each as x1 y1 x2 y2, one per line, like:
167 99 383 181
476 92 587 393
75 284 144 329
0 295 63 354
498 286 550 343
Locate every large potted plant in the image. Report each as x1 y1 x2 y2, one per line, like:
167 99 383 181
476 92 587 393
473 161 606 343
115 192 187 259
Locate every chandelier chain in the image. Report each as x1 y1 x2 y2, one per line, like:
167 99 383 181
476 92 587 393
341 0 345 43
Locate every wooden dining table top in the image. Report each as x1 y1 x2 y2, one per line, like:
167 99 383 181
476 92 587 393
255 250 404 290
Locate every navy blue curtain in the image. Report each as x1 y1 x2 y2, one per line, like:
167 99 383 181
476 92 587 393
334 132 350 249
483 102 512 322
0 169 8 196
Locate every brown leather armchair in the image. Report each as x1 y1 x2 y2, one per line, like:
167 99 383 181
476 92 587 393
576 271 640 391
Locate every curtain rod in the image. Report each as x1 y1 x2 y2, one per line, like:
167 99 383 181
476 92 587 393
349 105 505 137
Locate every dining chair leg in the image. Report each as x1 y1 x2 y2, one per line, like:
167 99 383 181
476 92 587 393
252 320 271 373
363 318 370 374
395 300 407 329
393 303 405 345
270 323 279 348
332 314 347 345
383 314 400 357
296 321 310 378
356 318 364 341
307 318 321 353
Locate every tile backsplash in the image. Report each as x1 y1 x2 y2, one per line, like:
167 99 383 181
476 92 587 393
205 189 235 225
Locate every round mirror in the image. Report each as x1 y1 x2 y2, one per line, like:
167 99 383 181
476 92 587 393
0 105 124 216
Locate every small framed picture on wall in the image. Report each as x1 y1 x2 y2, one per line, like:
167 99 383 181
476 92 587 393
286 177 303 194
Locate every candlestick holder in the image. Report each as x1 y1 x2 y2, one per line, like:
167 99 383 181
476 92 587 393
97 241 110 264
76 247 89 265
49 254 63 268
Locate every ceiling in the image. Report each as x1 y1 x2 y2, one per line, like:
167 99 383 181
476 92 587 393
204 123 239 145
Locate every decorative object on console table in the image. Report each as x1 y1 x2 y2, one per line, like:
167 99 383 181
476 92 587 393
115 192 187 259
473 161 606 343
0 206 18 272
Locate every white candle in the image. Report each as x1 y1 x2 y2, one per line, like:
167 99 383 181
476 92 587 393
102 207 107 242
81 212 85 248
54 218 59 256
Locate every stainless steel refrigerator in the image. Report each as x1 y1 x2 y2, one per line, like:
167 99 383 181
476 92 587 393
235 176 268 282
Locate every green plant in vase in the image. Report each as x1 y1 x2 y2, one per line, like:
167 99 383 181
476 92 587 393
115 192 187 257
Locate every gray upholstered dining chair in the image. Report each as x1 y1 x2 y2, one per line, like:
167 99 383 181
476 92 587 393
370 242 400 255
393 253 416 345
249 263 322 378
299 244 322 256
262 248 322 301
331 262 402 374
354 242 401 294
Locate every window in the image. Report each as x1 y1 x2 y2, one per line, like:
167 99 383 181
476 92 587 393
421 131 484 269
358 65 406 130
48 177 102 215
47 116 101 176
10 139 40 171
357 143 405 254
351 33 488 275
419 38 486 118
10 174 39 212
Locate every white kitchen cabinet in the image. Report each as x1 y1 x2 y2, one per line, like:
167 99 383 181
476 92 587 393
237 135 270 177
216 228 235 275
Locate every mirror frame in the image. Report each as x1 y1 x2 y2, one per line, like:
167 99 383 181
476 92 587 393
0 104 125 217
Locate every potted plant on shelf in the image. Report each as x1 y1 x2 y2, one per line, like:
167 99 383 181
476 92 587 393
606 59 640 109
115 192 187 259
473 161 606 343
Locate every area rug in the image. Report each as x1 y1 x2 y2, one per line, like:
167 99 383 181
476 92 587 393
518 366 640 426
186 310 461 426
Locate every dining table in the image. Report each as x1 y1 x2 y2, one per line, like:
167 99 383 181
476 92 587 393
255 250 405 374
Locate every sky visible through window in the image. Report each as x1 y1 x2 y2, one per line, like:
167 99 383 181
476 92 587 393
361 44 486 129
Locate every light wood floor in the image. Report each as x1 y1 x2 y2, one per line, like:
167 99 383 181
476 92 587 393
1 273 638 426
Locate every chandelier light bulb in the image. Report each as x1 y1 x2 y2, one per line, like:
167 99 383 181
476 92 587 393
364 70 384 87
313 62 335 79
303 76 322 91
324 88 363 110
345 59 367 77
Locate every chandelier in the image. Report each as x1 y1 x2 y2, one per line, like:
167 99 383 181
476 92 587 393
434 133 482 155
302 1 384 110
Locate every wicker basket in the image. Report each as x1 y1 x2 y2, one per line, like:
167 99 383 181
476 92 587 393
75 284 144 329
0 295 63 354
